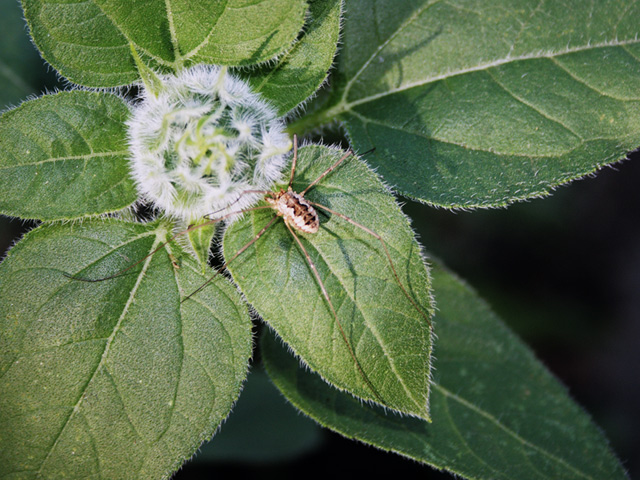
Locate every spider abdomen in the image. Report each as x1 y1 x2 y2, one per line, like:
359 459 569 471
269 190 319 233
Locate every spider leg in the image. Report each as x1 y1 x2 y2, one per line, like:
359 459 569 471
204 190 272 219
301 149 353 197
182 215 279 302
308 200 432 327
287 134 299 190
284 220 383 404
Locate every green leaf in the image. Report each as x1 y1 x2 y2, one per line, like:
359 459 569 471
223 145 434 419
190 0 308 67
187 218 216 274
296 0 640 207
22 0 308 87
262 262 628 480
0 219 252 479
0 91 137 221
247 0 343 115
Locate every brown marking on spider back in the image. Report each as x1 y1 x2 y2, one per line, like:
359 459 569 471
267 189 319 233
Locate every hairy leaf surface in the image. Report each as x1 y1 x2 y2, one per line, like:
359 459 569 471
262 262 628 480
0 220 252 479
22 0 308 87
296 0 640 207
224 145 434 419
248 0 343 115
0 91 136 220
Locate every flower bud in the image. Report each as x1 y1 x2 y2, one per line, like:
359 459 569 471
127 65 291 222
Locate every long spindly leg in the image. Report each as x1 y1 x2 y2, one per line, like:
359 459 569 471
204 190 272 219
308 200 432 328
182 214 280 302
284 220 384 404
300 149 354 197
66 205 274 283
287 134 299 189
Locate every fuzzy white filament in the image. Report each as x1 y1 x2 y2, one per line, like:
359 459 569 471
127 65 292 222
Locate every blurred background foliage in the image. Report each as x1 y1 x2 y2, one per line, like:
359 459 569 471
1 0 638 477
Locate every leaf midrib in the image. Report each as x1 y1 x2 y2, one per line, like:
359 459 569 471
35 234 165 476
0 150 130 171
346 109 640 159
241 207 416 408
311 231 427 412
181 0 302 65
334 37 640 115
288 374 598 479
433 383 596 480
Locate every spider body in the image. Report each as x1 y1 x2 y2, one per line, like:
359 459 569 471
266 188 319 234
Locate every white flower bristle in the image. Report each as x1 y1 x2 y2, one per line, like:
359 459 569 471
127 65 291 222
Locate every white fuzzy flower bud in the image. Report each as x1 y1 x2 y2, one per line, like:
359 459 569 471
127 65 291 222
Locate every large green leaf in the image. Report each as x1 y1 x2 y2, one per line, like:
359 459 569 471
292 0 640 208
223 145 434 419
0 219 252 479
0 91 137 220
247 0 343 115
262 262 628 480
22 0 308 87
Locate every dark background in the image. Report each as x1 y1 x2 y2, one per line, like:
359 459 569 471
1 0 638 474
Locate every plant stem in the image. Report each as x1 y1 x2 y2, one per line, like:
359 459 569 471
286 104 345 136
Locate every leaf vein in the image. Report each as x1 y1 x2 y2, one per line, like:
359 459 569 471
434 383 597 479
13 337 109 359
507 0 546 58
439 391 506 478
0 270 102 382
613 0 637 33
341 0 445 106
349 110 590 158
338 38 640 111
75 410 103 479
153 246 184 443
74 0 175 68
621 44 640 62
164 0 181 67
35 234 163 476
549 56 640 101
304 233 422 409
485 68 583 139
101 365 147 445
0 150 130 171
